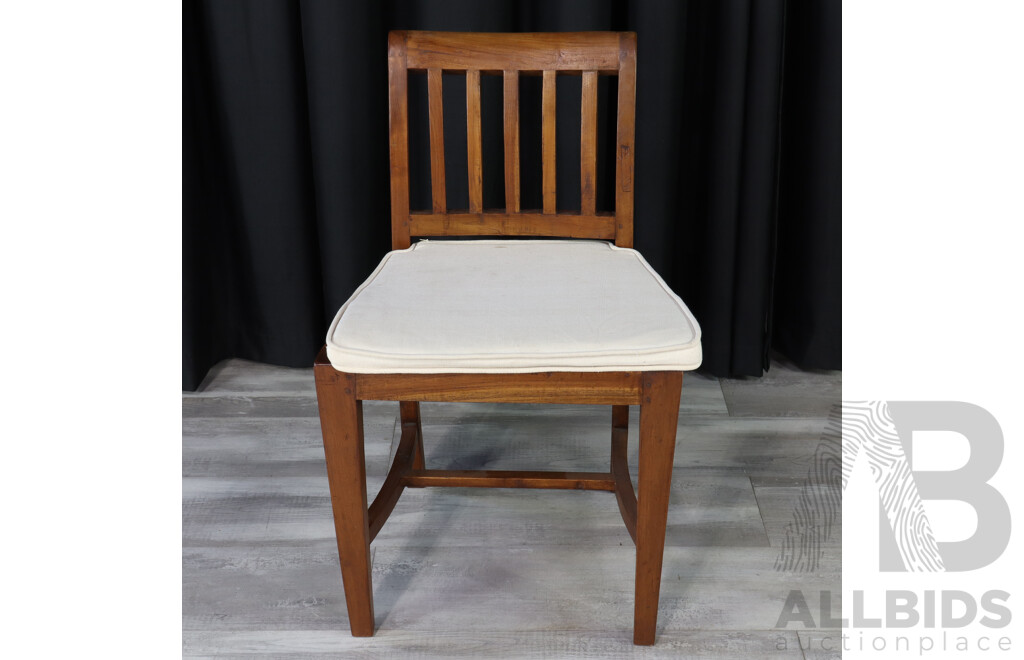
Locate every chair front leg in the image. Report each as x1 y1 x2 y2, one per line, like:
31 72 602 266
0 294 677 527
314 367 375 636
633 371 682 645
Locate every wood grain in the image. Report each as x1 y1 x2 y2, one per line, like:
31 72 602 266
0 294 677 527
403 469 615 491
400 401 426 471
185 629 806 658
184 358 316 394
610 405 637 542
465 69 483 213
366 424 416 542
185 539 836 640
427 68 446 214
354 371 642 405
388 32 411 250
542 70 557 214
720 361 842 417
503 69 520 213
633 371 682 645
369 469 770 550
181 416 395 479
614 32 637 248
408 211 615 239
313 366 374 636
183 394 320 418
181 467 769 550
581 70 598 216
401 31 622 72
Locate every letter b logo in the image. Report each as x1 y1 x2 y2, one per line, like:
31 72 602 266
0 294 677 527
880 402 1010 571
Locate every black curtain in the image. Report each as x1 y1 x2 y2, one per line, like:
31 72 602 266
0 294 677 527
183 0 841 390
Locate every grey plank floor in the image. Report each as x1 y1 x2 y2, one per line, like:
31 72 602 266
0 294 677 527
184 360 841 659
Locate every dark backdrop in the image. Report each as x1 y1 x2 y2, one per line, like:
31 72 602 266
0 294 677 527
183 0 840 390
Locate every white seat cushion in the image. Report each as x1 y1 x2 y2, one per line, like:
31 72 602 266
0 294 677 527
326 240 702 373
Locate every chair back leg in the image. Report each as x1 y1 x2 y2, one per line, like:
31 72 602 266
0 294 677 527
400 401 426 471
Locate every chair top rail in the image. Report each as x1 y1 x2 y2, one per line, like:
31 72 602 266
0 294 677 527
391 31 629 73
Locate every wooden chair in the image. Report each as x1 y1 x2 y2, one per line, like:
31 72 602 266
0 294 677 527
314 31 702 645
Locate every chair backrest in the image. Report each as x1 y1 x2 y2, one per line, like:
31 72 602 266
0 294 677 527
388 30 637 250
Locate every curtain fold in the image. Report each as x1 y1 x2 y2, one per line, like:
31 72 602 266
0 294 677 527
183 0 841 390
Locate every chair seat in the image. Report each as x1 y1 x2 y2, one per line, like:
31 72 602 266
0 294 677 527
326 239 702 373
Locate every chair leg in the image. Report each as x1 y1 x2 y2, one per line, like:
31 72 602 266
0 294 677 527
633 371 682 645
314 367 375 636
400 401 425 471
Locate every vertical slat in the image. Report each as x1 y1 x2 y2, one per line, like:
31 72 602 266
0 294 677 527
427 68 447 214
388 33 411 250
580 70 598 217
466 69 483 213
542 70 557 214
503 69 520 213
615 33 637 248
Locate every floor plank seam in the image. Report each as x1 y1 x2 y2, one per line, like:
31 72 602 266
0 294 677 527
745 473 774 545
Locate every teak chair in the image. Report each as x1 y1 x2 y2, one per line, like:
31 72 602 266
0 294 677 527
314 31 702 645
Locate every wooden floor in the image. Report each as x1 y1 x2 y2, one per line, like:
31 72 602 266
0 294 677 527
183 359 842 659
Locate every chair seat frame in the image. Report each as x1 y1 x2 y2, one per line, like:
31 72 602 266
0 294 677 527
315 31 685 645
